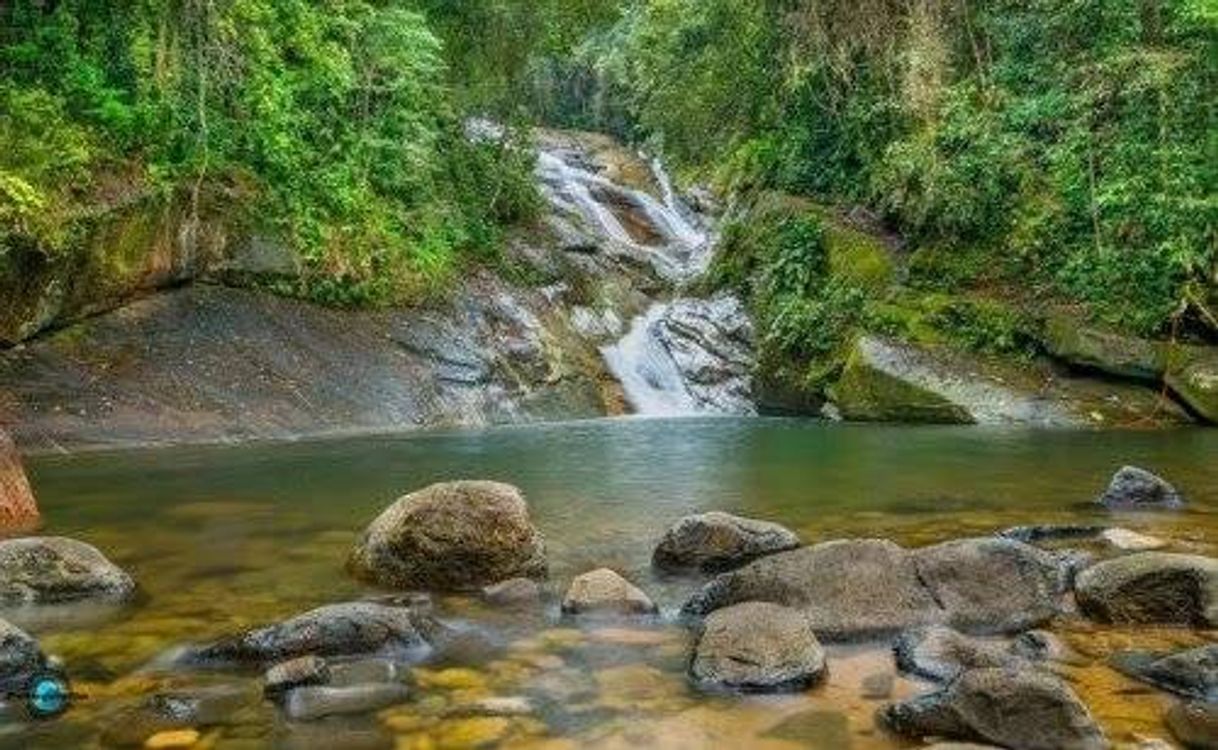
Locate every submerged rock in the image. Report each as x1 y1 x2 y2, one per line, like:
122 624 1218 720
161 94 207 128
348 481 546 592
283 683 409 721
1075 552 1217 627
652 511 800 573
1110 645 1217 702
0 536 135 604
0 430 39 532
561 568 657 616
481 578 543 606
1098 466 1185 510
880 667 1106 750
1167 701 1218 750
690 601 826 692
682 537 1067 640
265 655 330 699
181 602 443 666
893 625 1042 683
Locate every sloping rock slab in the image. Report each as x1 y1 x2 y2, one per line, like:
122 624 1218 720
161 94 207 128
179 602 444 667
880 667 1107 750
0 429 39 532
681 537 1067 640
653 511 800 573
1110 644 1217 702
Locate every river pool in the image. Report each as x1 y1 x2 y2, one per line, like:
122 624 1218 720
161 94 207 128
6 417 1218 749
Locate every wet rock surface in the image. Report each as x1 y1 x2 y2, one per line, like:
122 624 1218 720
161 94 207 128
1110 644 1217 702
0 429 38 531
893 625 1045 683
181 602 443 666
652 511 800 573
1098 466 1185 510
1168 701 1218 750
348 481 547 591
0 536 135 603
561 568 657 617
1075 552 1218 627
653 296 755 414
0 617 48 679
481 577 543 606
880 667 1107 750
690 601 826 692
682 537 1067 640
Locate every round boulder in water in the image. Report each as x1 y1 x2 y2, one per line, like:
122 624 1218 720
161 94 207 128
653 511 800 573
1098 466 1184 510
0 536 135 604
690 602 826 692
1075 552 1217 627
348 481 546 591
561 568 657 617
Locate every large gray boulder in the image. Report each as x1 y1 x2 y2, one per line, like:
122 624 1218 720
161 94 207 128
0 536 135 603
348 481 546 591
690 602 826 692
1075 553 1218 627
1098 466 1184 510
1110 645 1217 702
181 602 444 666
880 667 1107 750
681 538 1067 640
652 512 800 573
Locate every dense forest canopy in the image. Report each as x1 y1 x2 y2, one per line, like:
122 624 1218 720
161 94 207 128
1 0 1215 335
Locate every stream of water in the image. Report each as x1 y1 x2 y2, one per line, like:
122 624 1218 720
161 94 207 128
7 418 1218 749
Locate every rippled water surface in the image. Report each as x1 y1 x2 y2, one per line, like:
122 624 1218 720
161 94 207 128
7 418 1218 749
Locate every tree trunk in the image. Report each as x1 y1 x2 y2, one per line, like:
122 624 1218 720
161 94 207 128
0 428 40 534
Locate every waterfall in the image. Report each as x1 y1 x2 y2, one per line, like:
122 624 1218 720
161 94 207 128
600 305 699 416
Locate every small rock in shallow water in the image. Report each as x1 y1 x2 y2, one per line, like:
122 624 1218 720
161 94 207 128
1101 527 1167 551
143 729 200 749
0 617 49 678
283 683 409 721
893 625 1040 683
446 696 534 718
431 716 512 748
1167 701 1218 750
329 658 398 687
691 601 826 692
860 672 894 700
561 568 657 617
1075 552 1218 627
181 601 443 666
481 577 542 606
652 511 800 573
0 536 135 603
265 655 330 698
880 667 1106 750
1110 644 1218 702
1098 466 1185 510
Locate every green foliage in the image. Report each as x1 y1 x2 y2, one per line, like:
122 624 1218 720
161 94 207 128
1 0 541 306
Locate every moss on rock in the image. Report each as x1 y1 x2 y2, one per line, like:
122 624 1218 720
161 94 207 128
829 337 973 424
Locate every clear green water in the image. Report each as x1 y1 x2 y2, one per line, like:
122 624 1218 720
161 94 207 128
5 417 1218 749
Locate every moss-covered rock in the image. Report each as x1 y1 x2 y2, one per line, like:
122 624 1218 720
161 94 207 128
1040 312 1167 382
1166 349 1218 424
829 337 973 424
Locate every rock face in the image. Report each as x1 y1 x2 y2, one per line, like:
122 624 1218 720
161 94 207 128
1041 314 1166 382
880 667 1107 750
1167 349 1218 425
829 335 1188 427
561 569 657 616
690 602 826 692
348 481 546 592
0 617 49 679
1098 466 1185 510
682 538 1067 640
181 602 443 666
1110 645 1217 702
893 625 1044 683
652 511 800 573
1075 553 1218 627
654 296 756 413
0 536 134 603
0 430 39 532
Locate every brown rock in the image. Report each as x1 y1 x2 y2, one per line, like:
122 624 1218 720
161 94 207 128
0 429 38 533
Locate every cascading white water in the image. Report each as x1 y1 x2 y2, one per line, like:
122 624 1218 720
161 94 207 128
600 304 699 416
